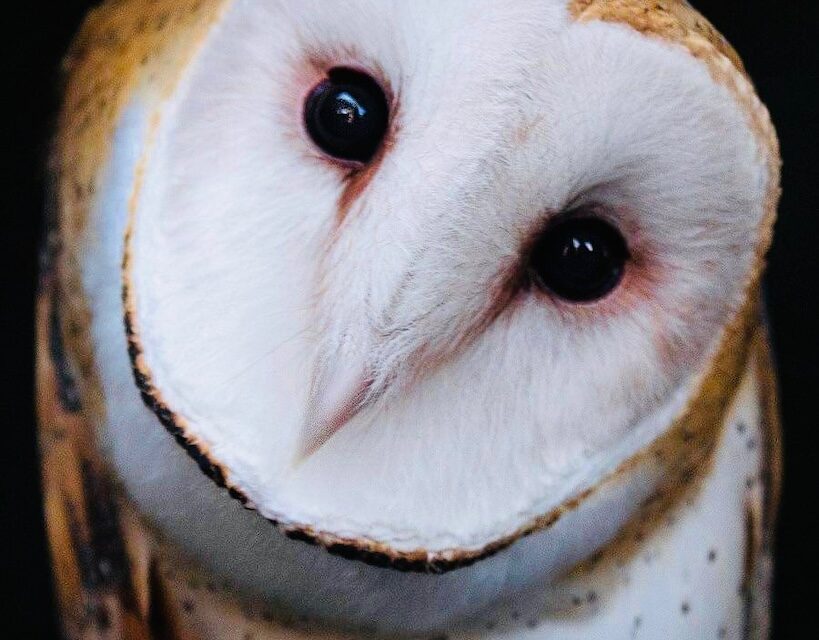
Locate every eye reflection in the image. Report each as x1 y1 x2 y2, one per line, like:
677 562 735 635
336 92 366 123
304 68 389 163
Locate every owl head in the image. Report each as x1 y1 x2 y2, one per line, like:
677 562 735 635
57 0 779 633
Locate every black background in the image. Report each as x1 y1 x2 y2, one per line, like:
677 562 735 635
3 1 817 637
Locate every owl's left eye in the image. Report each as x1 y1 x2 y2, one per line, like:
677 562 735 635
304 67 389 163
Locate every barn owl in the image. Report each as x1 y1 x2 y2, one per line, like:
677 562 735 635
37 0 782 639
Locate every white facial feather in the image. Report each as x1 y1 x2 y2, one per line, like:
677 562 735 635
83 0 769 633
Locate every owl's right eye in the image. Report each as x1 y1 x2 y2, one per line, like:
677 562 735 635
304 67 389 163
528 216 629 303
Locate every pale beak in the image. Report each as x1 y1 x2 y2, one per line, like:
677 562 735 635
297 354 373 460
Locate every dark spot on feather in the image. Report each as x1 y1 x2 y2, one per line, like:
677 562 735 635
79 461 135 602
94 606 111 630
48 292 82 412
149 562 180 640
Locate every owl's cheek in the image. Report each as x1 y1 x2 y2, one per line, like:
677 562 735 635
649 295 719 378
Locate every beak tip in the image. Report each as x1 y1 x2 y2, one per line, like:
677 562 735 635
293 440 320 465
296 367 373 461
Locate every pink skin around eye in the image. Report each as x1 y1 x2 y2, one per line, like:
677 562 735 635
520 223 702 380
517 205 664 321
284 51 398 226
525 206 711 376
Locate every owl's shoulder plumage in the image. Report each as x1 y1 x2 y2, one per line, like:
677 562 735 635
36 269 303 640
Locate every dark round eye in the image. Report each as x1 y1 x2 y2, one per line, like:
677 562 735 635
304 68 389 163
528 217 629 303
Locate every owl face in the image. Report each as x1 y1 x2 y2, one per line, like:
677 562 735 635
118 0 771 557
81 0 776 626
